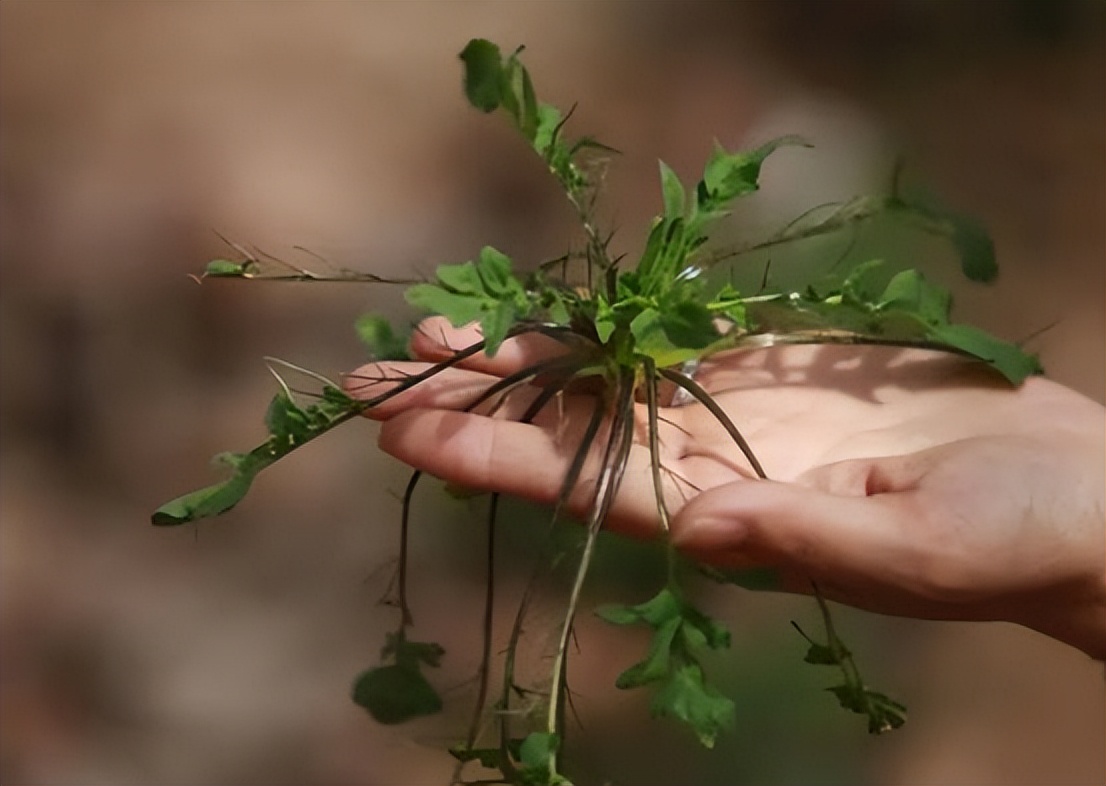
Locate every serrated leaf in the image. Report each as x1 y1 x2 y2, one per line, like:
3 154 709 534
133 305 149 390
351 663 443 724
929 323 1042 384
460 39 503 112
699 135 808 207
649 663 735 749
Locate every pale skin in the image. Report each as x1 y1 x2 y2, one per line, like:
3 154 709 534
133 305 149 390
346 316 1106 660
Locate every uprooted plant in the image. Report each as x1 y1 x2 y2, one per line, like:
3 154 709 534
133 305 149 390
153 39 1041 786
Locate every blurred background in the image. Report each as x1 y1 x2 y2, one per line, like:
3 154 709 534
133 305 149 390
1 2 1103 784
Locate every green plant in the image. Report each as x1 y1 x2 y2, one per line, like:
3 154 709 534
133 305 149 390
153 39 1040 786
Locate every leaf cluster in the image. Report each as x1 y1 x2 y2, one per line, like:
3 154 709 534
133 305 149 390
596 587 734 748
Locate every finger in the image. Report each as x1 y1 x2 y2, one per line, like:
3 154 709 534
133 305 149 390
343 361 508 420
670 460 931 609
378 406 677 535
410 316 569 377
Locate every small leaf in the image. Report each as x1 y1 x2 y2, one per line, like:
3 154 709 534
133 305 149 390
949 213 997 283
803 641 845 666
459 39 503 112
436 261 484 295
649 663 735 749
595 587 682 627
475 245 514 295
659 160 686 222
878 269 950 324
480 300 515 357
404 283 485 327
449 745 503 768
355 314 409 360
151 472 256 525
351 663 443 724
515 732 571 785
613 617 681 689
204 258 258 277
699 135 808 207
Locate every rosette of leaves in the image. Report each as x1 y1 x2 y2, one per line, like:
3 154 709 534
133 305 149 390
153 38 1041 786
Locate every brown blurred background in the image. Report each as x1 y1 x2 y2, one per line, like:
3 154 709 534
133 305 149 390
1 2 1103 784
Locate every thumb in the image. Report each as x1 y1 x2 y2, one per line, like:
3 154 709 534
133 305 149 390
671 459 921 584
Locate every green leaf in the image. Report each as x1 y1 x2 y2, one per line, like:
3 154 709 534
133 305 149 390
595 587 682 627
802 641 846 666
449 745 504 768
475 245 514 295
355 314 409 360
516 733 570 786
649 663 735 749
659 160 686 222
351 663 443 724
151 471 257 525
839 259 888 306
629 303 718 365
152 388 359 525
699 135 808 207
204 258 259 277
436 260 484 295
826 685 907 734
877 269 950 324
480 300 515 357
532 103 562 155
929 323 1042 384
404 283 485 326
459 39 503 112
949 213 997 283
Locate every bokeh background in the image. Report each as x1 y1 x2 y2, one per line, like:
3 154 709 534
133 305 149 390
1 2 1103 784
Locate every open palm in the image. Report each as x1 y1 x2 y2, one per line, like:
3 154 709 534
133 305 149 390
348 317 1105 658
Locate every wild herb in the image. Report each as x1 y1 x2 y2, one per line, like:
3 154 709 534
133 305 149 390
153 38 1040 785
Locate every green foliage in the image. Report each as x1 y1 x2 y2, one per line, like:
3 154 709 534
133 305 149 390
354 314 409 361
152 386 359 525
792 593 907 735
596 587 735 747
351 631 445 724
405 246 533 356
154 35 1044 786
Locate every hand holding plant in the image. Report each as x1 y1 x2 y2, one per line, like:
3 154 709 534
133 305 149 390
355 326 1106 661
150 37 1085 784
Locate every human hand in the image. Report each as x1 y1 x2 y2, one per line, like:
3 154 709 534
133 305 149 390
346 317 1106 659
